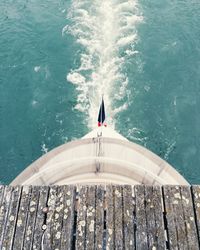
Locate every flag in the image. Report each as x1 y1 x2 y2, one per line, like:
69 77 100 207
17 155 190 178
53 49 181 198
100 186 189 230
98 99 106 127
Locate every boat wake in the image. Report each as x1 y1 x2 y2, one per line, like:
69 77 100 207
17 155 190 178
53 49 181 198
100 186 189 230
63 0 143 128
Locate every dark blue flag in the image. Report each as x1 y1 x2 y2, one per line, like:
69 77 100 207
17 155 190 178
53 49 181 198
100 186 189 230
98 99 106 126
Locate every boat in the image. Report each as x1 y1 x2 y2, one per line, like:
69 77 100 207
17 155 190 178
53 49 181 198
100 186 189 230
11 99 188 186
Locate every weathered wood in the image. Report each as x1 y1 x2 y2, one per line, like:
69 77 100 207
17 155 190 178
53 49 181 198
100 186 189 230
95 185 104 250
1 184 200 249
1 186 21 249
0 185 4 207
192 186 200 249
85 186 96 250
61 185 76 250
162 186 178 249
135 185 148 249
0 186 13 246
145 185 157 249
32 186 49 250
23 186 40 250
163 185 188 249
106 185 114 249
13 186 32 249
114 185 123 249
192 186 200 237
76 186 88 249
44 185 58 249
51 186 65 250
153 186 166 249
123 185 134 249
180 186 199 249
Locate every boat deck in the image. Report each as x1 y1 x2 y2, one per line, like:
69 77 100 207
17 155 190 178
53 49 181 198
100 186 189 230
0 185 200 249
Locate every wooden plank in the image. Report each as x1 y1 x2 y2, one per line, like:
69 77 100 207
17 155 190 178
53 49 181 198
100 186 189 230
192 185 200 246
145 185 157 249
13 186 32 249
76 186 88 249
123 185 134 249
182 186 199 249
23 186 40 250
145 186 166 249
32 186 49 250
95 185 104 250
51 185 65 250
1 184 200 250
163 186 188 249
43 186 58 248
171 186 188 250
114 185 123 249
135 185 148 249
106 185 114 249
85 186 96 250
0 186 13 246
0 185 5 244
163 186 178 249
0 185 4 206
153 186 166 249
61 185 76 250
1 186 21 249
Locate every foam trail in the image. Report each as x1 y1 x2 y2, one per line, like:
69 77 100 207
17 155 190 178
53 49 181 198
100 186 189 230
63 0 143 128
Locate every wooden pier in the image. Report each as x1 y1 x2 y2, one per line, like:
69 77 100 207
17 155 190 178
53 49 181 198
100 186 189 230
0 185 200 249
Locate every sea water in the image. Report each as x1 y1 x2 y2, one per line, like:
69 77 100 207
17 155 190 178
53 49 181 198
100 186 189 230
0 0 200 184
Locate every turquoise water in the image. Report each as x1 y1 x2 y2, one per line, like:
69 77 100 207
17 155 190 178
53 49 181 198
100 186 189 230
0 0 200 184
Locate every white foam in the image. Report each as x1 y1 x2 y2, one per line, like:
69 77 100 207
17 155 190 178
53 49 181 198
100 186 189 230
125 50 139 56
64 0 143 128
41 143 48 154
67 72 86 85
126 127 148 143
31 100 38 106
117 34 137 47
164 141 176 160
34 66 40 72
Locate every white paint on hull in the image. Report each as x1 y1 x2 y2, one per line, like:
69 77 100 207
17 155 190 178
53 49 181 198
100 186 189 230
11 127 188 186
